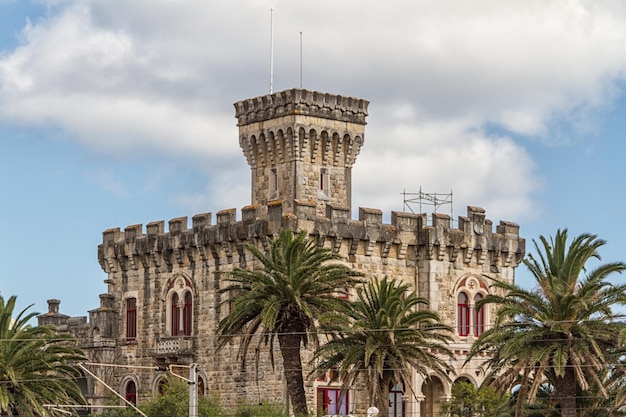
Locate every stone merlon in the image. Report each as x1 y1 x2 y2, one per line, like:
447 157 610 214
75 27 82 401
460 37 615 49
234 88 369 126
98 202 525 273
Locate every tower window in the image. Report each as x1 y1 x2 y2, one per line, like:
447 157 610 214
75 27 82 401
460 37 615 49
269 168 278 200
319 168 330 200
125 298 137 342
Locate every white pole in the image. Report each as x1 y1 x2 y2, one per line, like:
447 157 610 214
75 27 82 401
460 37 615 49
270 8 274 93
189 363 198 417
299 31 303 88
78 364 149 417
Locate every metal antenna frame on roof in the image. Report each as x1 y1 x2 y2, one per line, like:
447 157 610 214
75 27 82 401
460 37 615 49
402 187 453 225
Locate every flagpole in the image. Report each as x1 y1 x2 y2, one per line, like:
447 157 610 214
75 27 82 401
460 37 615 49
270 8 274 93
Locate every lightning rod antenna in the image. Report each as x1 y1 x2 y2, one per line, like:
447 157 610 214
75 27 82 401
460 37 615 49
269 8 274 93
299 31 303 88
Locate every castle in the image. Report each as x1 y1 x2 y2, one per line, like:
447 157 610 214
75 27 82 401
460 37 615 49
39 88 525 417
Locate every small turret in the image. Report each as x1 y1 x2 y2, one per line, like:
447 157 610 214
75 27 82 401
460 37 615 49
37 299 69 327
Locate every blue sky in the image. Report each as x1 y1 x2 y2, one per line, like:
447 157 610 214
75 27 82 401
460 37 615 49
1 0 626 318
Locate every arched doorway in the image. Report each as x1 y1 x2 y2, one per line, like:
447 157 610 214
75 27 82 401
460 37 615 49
421 376 444 417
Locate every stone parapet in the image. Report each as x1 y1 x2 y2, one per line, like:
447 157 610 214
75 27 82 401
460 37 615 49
98 202 525 273
234 88 369 126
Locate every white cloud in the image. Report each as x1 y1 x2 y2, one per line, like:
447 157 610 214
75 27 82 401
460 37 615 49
1 0 625 224
353 119 538 222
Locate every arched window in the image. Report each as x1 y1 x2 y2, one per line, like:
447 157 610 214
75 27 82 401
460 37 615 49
457 292 470 336
171 293 180 336
125 298 137 342
474 293 484 336
166 275 194 337
125 380 137 405
183 292 193 336
197 376 205 396
389 382 405 417
157 378 168 396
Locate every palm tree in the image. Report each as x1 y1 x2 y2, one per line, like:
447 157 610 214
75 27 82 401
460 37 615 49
216 229 364 416
311 276 454 414
0 295 87 417
468 229 626 417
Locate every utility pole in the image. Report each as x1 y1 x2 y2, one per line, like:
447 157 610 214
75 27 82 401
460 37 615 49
189 363 198 417
169 363 198 417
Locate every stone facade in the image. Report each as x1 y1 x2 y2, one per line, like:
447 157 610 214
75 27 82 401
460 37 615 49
40 88 525 417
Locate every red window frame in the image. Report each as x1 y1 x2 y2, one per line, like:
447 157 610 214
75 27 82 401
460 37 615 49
457 292 470 336
182 292 193 336
125 381 137 405
317 387 349 417
125 298 137 342
474 293 484 336
171 293 180 336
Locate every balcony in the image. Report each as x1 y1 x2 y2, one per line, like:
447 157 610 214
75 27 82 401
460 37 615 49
154 337 194 356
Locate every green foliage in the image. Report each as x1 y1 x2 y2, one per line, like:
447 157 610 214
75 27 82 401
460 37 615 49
469 229 626 417
0 295 87 417
98 403 141 417
142 380 222 417
312 276 454 413
442 382 510 417
234 401 286 417
97 380 223 417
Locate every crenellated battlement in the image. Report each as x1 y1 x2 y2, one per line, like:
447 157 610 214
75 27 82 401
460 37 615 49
98 202 525 274
234 88 369 126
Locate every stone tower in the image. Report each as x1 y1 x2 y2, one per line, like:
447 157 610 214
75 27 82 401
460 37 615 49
234 88 369 216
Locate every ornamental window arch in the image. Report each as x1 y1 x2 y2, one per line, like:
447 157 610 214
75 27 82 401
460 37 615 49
454 275 489 337
165 274 194 336
119 374 139 406
453 374 478 387
152 374 169 396
196 368 208 396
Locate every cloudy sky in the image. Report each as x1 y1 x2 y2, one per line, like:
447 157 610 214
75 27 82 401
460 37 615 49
1 0 626 317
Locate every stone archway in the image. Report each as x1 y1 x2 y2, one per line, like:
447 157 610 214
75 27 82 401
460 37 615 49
421 376 445 417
